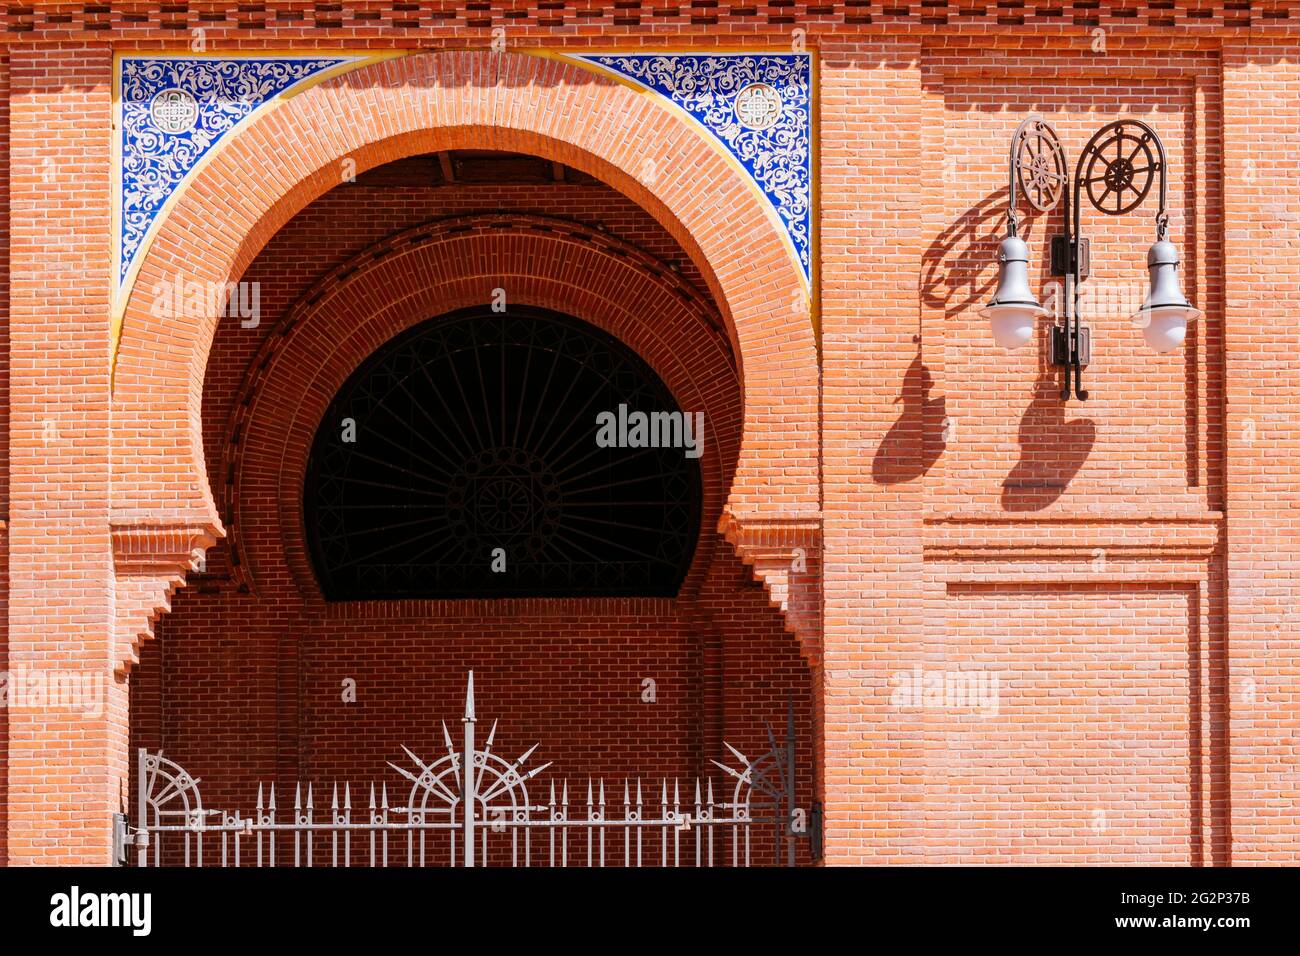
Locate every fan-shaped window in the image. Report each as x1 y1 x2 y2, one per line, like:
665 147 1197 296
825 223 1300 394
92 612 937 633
305 307 703 600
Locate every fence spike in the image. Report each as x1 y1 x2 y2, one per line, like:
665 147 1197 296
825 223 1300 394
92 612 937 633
599 779 606 807
707 778 715 806
520 760 552 784
400 744 435 775
518 742 540 766
381 783 389 810
294 783 301 812
586 778 593 807
712 759 748 783
345 782 352 811
331 783 339 811
764 721 783 773
637 778 643 807
722 740 749 765
307 783 314 811
695 779 702 807
369 783 376 811
441 721 455 756
623 779 630 808
387 761 424 787
256 782 263 812
484 719 498 749
464 670 476 723
269 783 276 811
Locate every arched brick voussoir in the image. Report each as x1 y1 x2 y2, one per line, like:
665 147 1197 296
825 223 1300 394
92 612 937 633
222 215 743 603
111 49 819 542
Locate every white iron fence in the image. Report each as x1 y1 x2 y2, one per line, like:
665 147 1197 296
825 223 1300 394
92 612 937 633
117 672 818 867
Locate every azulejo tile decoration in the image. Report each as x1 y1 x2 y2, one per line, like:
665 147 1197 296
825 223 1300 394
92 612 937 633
114 50 813 319
115 54 379 308
565 52 814 289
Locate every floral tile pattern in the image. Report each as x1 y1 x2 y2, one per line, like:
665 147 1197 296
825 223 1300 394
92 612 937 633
571 52 813 285
117 55 358 291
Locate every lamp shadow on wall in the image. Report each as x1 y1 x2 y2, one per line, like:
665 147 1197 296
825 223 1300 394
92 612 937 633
1001 367 1096 512
882 188 1094 507
871 349 945 485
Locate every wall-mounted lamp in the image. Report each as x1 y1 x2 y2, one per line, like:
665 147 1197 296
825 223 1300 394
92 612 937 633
981 116 1200 400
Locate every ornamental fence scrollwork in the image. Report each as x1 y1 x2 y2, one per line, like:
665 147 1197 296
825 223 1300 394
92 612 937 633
116 672 819 868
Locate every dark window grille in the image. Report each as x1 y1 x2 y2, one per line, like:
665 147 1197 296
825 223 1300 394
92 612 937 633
305 306 702 600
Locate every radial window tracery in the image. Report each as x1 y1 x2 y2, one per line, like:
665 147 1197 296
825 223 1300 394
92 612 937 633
305 307 702 600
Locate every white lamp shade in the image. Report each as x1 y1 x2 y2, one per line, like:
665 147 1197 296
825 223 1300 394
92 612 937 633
1136 305 1197 353
1133 239 1200 353
984 302 1044 349
982 234 1046 349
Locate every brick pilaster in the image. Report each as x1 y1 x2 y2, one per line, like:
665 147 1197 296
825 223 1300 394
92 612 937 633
6 43 119 864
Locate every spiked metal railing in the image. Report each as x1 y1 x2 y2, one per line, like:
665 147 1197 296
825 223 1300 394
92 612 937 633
121 672 814 867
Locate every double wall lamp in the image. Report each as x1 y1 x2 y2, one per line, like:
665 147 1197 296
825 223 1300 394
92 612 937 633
981 116 1200 401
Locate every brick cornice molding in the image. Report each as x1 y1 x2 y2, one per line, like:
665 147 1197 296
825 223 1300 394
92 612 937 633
0 3 1293 40
111 521 221 574
718 511 821 550
922 513 1223 563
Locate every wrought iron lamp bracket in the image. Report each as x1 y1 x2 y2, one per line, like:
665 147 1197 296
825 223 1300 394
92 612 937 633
1006 116 1170 401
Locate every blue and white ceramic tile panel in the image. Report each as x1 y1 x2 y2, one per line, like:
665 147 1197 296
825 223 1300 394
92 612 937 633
568 52 813 288
115 52 813 304
116 55 364 297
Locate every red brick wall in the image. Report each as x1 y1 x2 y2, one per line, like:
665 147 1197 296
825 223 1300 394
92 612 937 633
2 13 1299 866
820 35 1248 865
0 50 9 868
1222 39 1300 865
5 44 121 865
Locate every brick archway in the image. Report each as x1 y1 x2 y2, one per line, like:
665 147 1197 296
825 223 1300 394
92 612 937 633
110 50 820 670
219 214 741 606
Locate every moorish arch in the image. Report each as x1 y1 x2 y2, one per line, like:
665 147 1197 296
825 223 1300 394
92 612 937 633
219 214 742 608
109 50 821 673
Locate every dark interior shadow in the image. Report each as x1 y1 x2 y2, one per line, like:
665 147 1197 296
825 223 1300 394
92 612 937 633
1001 361 1096 511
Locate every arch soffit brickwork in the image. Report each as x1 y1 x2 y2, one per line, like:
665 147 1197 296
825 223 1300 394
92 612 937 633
221 214 741 605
